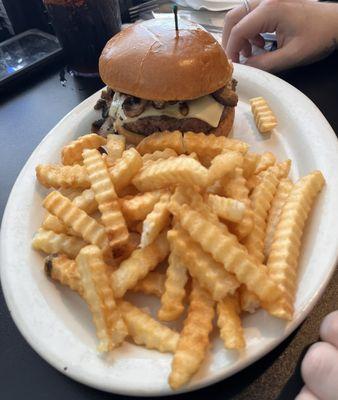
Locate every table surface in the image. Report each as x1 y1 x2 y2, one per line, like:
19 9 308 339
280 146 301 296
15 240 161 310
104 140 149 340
1 51 338 400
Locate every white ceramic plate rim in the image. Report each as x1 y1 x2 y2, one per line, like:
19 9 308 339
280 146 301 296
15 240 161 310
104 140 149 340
1 64 338 396
185 0 241 11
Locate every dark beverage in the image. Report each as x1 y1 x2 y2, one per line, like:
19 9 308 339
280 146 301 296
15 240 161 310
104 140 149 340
44 0 121 76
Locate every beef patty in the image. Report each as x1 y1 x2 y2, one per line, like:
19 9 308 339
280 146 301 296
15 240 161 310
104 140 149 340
123 107 230 136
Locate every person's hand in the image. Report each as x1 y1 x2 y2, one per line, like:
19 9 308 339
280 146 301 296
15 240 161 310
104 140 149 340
296 311 338 400
222 0 338 72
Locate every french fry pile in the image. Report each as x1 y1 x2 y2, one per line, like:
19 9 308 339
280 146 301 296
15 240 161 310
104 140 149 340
33 130 325 389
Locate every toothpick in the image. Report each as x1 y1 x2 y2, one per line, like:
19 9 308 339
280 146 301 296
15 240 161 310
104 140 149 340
173 5 179 33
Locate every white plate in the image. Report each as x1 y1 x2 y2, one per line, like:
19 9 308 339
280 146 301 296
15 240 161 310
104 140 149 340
1 64 338 396
184 0 241 11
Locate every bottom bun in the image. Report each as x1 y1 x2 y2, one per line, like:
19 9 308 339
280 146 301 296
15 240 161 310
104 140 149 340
116 124 145 145
116 107 235 144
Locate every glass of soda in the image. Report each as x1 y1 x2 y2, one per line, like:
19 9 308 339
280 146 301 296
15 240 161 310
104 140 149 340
43 0 121 76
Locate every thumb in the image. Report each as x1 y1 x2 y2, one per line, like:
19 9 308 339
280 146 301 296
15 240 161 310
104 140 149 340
301 342 338 400
244 46 292 73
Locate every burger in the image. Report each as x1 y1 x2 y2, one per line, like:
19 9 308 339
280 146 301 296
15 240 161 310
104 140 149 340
93 18 238 145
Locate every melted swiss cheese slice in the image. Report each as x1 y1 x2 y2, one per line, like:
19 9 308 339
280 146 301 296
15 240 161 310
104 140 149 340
109 92 224 128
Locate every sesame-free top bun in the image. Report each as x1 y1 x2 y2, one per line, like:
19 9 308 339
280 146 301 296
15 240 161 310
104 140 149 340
99 19 233 101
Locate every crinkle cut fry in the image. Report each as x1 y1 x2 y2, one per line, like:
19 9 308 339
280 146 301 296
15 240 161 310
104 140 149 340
42 213 71 235
241 166 281 312
265 171 325 320
169 280 215 389
120 189 166 221
140 192 171 248
76 245 127 352
167 228 239 301
43 191 109 250
277 159 291 179
132 155 208 192
217 294 245 350
227 165 280 313
243 152 260 179
171 184 208 214
45 254 83 296
109 148 143 193
158 247 188 321
72 188 98 213
171 185 249 257
142 148 178 163
61 133 106 165
136 130 184 155
247 159 291 197
207 194 246 223
239 284 261 313
45 252 140 297
170 186 248 255
254 152 276 174
264 178 293 260
111 232 170 298
246 174 261 194
205 179 226 195
106 134 126 164
36 164 90 189
169 203 282 304
42 189 98 236
224 167 254 239
207 151 243 186
132 272 166 298
59 188 83 200
171 184 219 224
32 228 86 258
83 148 129 250
245 165 281 264
183 132 249 160
171 188 254 311
118 300 179 353
250 97 277 133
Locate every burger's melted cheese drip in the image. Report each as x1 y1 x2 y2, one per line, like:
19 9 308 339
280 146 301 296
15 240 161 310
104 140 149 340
109 92 224 128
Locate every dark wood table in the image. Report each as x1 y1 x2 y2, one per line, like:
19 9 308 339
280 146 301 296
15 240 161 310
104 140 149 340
1 52 337 399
